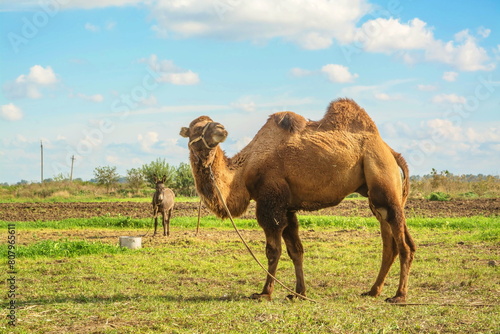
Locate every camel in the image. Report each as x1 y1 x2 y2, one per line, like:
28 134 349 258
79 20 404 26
179 98 416 303
152 175 175 236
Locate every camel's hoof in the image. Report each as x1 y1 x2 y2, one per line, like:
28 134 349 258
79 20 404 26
250 293 271 301
385 296 406 304
361 291 377 297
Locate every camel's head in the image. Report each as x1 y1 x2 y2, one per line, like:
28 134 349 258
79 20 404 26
180 116 228 151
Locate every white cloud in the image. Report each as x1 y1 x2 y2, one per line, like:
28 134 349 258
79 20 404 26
382 121 412 138
357 18 433 53
3 65 59 99
432 93 466 104
139 54 200 85
321 64 358 83
374 93 400 101
425 30 494 71
442 71 458 82
85 21 116 32
106 155 120 164
149 0 371 50
76 93 104 102
427 119 464 141
465 127 500 143
233 136 253 152
477 27 491 38
21 65 58 85
355 19 494 71
85 23 100 32
340 78 414 100
294 32 334 50
1 103 23 121
4 1 495 72
159 71 200 85
231 97 257 112
5 0 144 10
290 67 312 77
138 131 159 152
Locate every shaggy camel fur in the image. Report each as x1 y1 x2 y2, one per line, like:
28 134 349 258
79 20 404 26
180 98 416 303
152 176 175 236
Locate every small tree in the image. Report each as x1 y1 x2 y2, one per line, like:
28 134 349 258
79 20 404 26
430 168 449 191
93 166 120 193
141 158 175 187
53 173 69 182
126 168 145 194
174 162 196 196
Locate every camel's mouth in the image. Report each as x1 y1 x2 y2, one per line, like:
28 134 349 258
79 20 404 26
181 120 228 150
211 124 228 144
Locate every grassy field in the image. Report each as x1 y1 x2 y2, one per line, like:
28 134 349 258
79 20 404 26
1 215 499 333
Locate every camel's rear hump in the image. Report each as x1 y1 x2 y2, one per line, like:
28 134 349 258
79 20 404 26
318 98 379 133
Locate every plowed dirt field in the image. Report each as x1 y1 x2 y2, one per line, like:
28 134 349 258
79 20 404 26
1 198 498 222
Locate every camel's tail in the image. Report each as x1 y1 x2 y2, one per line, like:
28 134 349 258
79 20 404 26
391 149 415 251
391 149 410 206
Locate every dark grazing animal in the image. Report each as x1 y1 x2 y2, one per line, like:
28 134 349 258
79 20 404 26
152 176 175 237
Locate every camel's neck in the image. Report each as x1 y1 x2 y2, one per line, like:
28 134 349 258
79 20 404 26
190 147 250 218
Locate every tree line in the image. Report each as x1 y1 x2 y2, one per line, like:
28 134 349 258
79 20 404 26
92 158 196 196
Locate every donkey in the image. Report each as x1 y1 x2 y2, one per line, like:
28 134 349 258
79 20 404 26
152 175 175 236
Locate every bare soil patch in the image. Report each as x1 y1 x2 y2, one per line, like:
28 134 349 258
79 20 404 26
1 198 498 222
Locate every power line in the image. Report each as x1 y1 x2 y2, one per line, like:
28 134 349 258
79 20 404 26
40 140 44 183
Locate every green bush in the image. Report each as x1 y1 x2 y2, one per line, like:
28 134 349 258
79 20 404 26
428 191 451 201
460 191 479 198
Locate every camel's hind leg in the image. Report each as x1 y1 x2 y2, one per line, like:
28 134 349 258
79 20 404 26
363 152 416 303
365 192 415 303
362 205 399 298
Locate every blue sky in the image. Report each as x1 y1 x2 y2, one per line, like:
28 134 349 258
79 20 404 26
1 0 499 184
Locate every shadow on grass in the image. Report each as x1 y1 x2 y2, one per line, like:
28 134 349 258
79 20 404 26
16 293 250 308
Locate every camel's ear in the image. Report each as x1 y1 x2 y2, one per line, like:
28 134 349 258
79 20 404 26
179 127 190 138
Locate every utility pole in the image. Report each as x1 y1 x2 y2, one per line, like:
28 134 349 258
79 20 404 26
40 140 44 183
70 155 75 181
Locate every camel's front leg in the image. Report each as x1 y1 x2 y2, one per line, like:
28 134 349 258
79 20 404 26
252 184 290 300
251 230 283 301
282 210 306 299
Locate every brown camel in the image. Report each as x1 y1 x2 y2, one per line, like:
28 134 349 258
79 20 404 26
179 98 416 303
152 175 175 236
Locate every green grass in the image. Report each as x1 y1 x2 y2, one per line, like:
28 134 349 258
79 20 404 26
1 239 130 258
1 215 499 333
2 215 498 236
0 195 198 203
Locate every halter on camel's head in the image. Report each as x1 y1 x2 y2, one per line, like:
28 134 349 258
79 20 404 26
180 116 228 167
